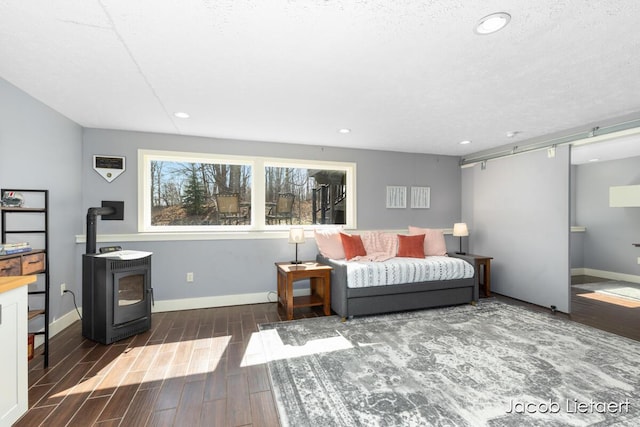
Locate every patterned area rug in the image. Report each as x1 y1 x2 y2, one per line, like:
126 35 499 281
258 301 640 426
573 281 640 302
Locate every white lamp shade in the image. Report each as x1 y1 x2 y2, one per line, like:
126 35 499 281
452 223 469 237
288 227 306 244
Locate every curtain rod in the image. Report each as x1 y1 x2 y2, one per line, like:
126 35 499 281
459 118 640 167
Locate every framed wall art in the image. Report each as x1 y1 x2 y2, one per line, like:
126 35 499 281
386 186 407 208
411 186 431 209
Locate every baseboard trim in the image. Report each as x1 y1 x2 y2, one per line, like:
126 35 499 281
39 289 310 344
151 288 310 313
571 268 640 284
32 308 82 349
152 292 272 312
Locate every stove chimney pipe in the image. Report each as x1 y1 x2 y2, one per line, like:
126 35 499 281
86 207 115 254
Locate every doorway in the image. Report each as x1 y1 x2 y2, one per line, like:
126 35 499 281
570 142 640 340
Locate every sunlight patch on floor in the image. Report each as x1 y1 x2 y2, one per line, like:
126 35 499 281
51 335 233 398
577 292 640 308
241 329 353 367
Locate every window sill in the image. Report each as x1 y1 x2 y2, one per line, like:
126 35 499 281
74 228 457 244
76 227 584 244
75 230 295 243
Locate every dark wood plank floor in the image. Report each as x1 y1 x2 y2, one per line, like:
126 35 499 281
17 303 325 427
570 275 640 341
16 280 639 427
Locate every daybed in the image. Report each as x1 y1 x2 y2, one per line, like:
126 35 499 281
314 228 479 319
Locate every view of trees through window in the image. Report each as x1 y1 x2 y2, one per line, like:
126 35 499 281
265 166 346 225
150 160 251 226
149 160 347 227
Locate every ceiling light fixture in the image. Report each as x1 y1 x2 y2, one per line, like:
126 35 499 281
475 12 511 35
459 140 472 145
506 131 521 138
338 128 351 134
174 112 190 119
589 158 600 162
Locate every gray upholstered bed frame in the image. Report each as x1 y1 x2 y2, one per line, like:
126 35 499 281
316 253 479 319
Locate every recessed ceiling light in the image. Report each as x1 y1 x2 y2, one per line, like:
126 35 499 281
588 158 599 162
506 131 521 138
459 140 472 145
174 112 190 119
475 12 511 35
338 128 351 134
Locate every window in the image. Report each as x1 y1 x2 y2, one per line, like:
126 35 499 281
139 150 356 232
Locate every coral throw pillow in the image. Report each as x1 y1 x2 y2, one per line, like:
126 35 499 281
314 228 345 259
408 226 448 256
340 233 367 260
397 234 426 258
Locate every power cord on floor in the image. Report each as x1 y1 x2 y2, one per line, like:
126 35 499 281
267 291 277 303
63 289 82 320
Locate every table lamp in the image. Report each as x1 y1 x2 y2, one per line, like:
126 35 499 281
452 223 469 255
288 227 306 264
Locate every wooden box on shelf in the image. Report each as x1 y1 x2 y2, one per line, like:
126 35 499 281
0 256 21 276
0 249 45 276
21 252 45 275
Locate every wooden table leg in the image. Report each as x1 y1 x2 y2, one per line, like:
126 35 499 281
322 273 331 316
309 274 331 316
277 270 282 306
285 273 294 320
484 260 491 297
277 270 285 309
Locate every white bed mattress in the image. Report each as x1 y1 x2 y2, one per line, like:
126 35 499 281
332 256 474 288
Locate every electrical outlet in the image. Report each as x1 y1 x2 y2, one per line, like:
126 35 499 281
60 283 66 296
186 272 194 282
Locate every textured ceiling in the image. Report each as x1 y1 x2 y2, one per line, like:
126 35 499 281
1 0 640 158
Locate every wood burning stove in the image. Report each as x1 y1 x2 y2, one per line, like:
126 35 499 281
82 252 152 344
82 206 153 344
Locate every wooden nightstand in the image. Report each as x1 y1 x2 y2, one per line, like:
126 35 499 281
466 255 493 297
275 261 332 320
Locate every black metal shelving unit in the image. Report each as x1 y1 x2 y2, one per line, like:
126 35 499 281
1 189 50 367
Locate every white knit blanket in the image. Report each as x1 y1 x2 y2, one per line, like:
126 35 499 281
335 256 474 288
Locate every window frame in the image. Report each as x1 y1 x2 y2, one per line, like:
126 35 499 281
138 149 357 233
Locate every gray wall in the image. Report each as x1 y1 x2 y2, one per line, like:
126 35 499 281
80 129 464 304
0 77 84 324
462 146 571 312
574 155 640 275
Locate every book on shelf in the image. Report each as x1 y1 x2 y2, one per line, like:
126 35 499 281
1 241 30 249
0 244 32 255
